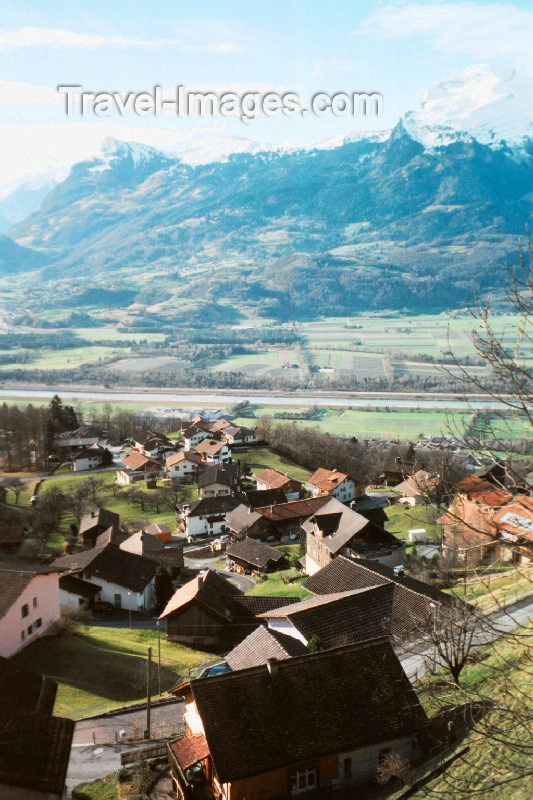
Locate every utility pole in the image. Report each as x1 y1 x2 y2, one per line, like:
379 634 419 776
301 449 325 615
146 646 152 740
157 620 161 696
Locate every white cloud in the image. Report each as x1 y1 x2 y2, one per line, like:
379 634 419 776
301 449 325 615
360 2 533 70
0 26 239 54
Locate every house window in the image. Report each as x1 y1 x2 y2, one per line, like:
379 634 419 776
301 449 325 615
20 630 25 642
33 597 38 608
35 618 42 629
21 603 29 618
343 757 352 779
288 764 317 794
27 625 32 635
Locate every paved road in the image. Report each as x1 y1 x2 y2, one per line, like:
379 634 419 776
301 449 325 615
400 594 533 683
72 699 184 745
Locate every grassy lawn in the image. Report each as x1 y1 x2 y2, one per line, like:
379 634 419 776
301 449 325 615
246 568 310 599
385 503 443 543
413 627 533 800
447 566 533 610
72 776 117 800
13 626 209 718
240 446 311 484
40 471 185 544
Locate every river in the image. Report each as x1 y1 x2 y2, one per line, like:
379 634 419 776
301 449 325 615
0 386 513 411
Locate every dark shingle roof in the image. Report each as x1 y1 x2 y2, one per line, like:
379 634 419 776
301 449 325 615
198 465 239 489
0 658 73 795
0 656 57 716
240 487 287 508
185 496 241 516
189 639 427 783
226 625 308 671
0 713 74 795
59 574 101 598
255 496 330 522
303 555 455 637
79 508 120 536
258 584 394 648
53 544 157 593
226 537 286 570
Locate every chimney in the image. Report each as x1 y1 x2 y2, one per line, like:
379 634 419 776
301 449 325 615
266 658 278 676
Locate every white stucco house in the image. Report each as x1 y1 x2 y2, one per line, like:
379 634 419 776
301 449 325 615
179 496 241 540
53 543 158 612
165 451 203 479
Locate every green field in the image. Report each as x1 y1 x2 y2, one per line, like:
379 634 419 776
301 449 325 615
40 471 186 545
385 503 443 542
246 568 310 599
13 626 209 718
240 446 312 483
235 408 469 441
0 345 120 371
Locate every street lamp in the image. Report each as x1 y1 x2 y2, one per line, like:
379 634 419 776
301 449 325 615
156 620 161 696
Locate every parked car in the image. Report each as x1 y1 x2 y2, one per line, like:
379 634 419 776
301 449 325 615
92 601 115 617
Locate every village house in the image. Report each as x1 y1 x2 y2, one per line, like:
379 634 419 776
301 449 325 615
226 537 288 575
303 497 405 575
221 424 259 447
0 658 74 799
179 496 241 540
79 507 121 548
258 583 394 648
59 573 101 612
253 496 331 541
440 476 532 566
132 432 175 460
166 451 203 480
254 468 303 501
198 464 241 498
394 470 442 506
53 543 158 612
239 487 287 509
55 425 101 450
195 438 232 465
225 504 274 541
308 468 365 503
160 569 297 649
0 562 62 658
182 426 213 451
119 530 184 578
116 451 161 485
224 625 308 671
71 443 112 472
168 639 427 800
303 555 457 639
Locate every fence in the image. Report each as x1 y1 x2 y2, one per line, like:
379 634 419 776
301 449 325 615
121 742 171 765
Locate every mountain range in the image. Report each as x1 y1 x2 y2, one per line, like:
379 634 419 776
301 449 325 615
2 65 533 318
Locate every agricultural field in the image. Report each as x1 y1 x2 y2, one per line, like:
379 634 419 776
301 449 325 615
234 408 470 440
0 345 120 371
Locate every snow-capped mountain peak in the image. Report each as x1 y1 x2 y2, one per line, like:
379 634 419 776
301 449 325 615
403 64 533 149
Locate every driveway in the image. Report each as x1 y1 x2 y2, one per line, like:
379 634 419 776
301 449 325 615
72 699 184 745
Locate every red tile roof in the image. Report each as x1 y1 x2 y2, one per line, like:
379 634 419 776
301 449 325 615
170 734 210 770
122 452 156 471
255 469 299 489
456 476 512 507
255 496 330 521
309 468 353 492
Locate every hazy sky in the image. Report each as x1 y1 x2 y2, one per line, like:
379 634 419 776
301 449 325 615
1 0 532 189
